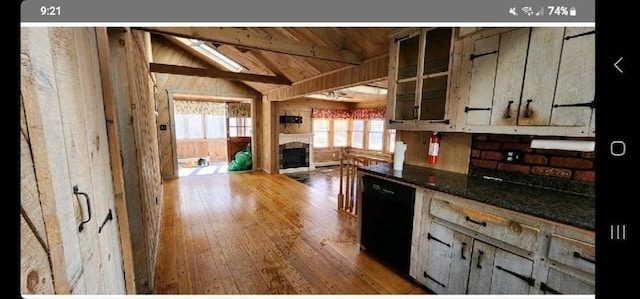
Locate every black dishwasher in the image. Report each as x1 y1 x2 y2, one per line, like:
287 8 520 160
361 175 415 275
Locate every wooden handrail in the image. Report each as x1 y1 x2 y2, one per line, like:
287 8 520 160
337 149 392 216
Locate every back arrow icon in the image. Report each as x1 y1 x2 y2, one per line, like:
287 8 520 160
614 57 624 73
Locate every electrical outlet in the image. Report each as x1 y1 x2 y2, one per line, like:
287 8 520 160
503 150 524 163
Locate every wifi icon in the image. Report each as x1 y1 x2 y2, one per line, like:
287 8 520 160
521 7 534 16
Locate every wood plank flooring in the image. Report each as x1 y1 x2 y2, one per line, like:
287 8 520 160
153 171 426 294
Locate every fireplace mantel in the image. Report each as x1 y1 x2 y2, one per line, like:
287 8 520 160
279 133 314 173
279 133 312 145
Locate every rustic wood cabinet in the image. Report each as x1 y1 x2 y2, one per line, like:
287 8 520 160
541 232 595 294
387 28 458 131
409 187 595 294
420 221 472 294
459 27 595 136
418 196 538 294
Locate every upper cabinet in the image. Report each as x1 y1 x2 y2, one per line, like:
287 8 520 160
387 28 457 130
387 27 595 137
458 27 595 136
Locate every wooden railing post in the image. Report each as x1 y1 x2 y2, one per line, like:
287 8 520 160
345 156 351 211
336 150 392 216
337 150 344 210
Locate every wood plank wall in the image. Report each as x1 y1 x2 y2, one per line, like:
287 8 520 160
107 28 165 293
20 96 55 294
397 131 472 174
176 139 227 161
350 99 387 109
278 98 351 134
261 96 278 173
151 35 261 178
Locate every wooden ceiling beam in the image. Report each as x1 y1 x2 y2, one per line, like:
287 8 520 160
136 27 362 65
265 54 389 101
149 63 291 85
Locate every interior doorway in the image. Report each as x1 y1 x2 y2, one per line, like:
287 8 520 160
170 92 254 177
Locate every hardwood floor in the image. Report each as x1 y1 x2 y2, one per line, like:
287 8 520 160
154 171 426 294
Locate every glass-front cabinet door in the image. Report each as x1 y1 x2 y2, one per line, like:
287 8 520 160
394 33 420 121
389 27 454 126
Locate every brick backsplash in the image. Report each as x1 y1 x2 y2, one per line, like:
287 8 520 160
469 134 595 182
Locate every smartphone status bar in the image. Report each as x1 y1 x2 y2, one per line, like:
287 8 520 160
21 0 595 23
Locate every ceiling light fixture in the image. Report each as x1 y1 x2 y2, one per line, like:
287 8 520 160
339 85 387 95
175 37 244 73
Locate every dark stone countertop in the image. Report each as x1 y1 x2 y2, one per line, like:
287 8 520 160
358 163 595 231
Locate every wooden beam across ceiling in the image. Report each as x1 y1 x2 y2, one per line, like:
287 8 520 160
265 54 389 101
136 27 362 65
149 63 291 85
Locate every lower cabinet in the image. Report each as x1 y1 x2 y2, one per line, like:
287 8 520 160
406 188 595 295
540 233 595 294
421 221 535 294
469 241 534 294
541 268 595 294
422 221 472 294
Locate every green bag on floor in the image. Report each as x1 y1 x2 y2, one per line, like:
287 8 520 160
228 145 252 171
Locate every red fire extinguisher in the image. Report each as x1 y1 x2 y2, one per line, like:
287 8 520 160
427 132 440 164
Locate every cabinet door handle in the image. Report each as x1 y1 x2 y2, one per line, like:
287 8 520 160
573 251 595 264
553 101 595 109
470 50 498 60
389 119 404 124
423 271 446 288
461 242 467 260
505 100 514 118
465 216 487 227
523 99 533 118
74 185 92 232
564 30 596 40
465 106 491 113
540 282 562 294
427 233 451 247
428 119 450 124
496 265 535 286
476 250 484 268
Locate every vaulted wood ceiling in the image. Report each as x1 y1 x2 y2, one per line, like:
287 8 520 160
141 27 402 98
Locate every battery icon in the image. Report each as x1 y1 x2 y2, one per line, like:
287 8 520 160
569 7 576 16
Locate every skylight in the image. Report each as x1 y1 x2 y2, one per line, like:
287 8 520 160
174 37 244 73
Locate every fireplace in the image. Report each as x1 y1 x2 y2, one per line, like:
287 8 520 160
282 148 308 169
279 133 314 174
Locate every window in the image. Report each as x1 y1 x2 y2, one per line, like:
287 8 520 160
368 119 384 151
388 129 397 153
333 120 348 147
351 120 364 149
229 117 252 137
205 115 226 138
313 119 330 148
175 113 204 140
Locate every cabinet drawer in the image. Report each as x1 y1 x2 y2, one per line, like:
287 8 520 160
430 198 539 252
542 268 594 294
548 234 595 274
